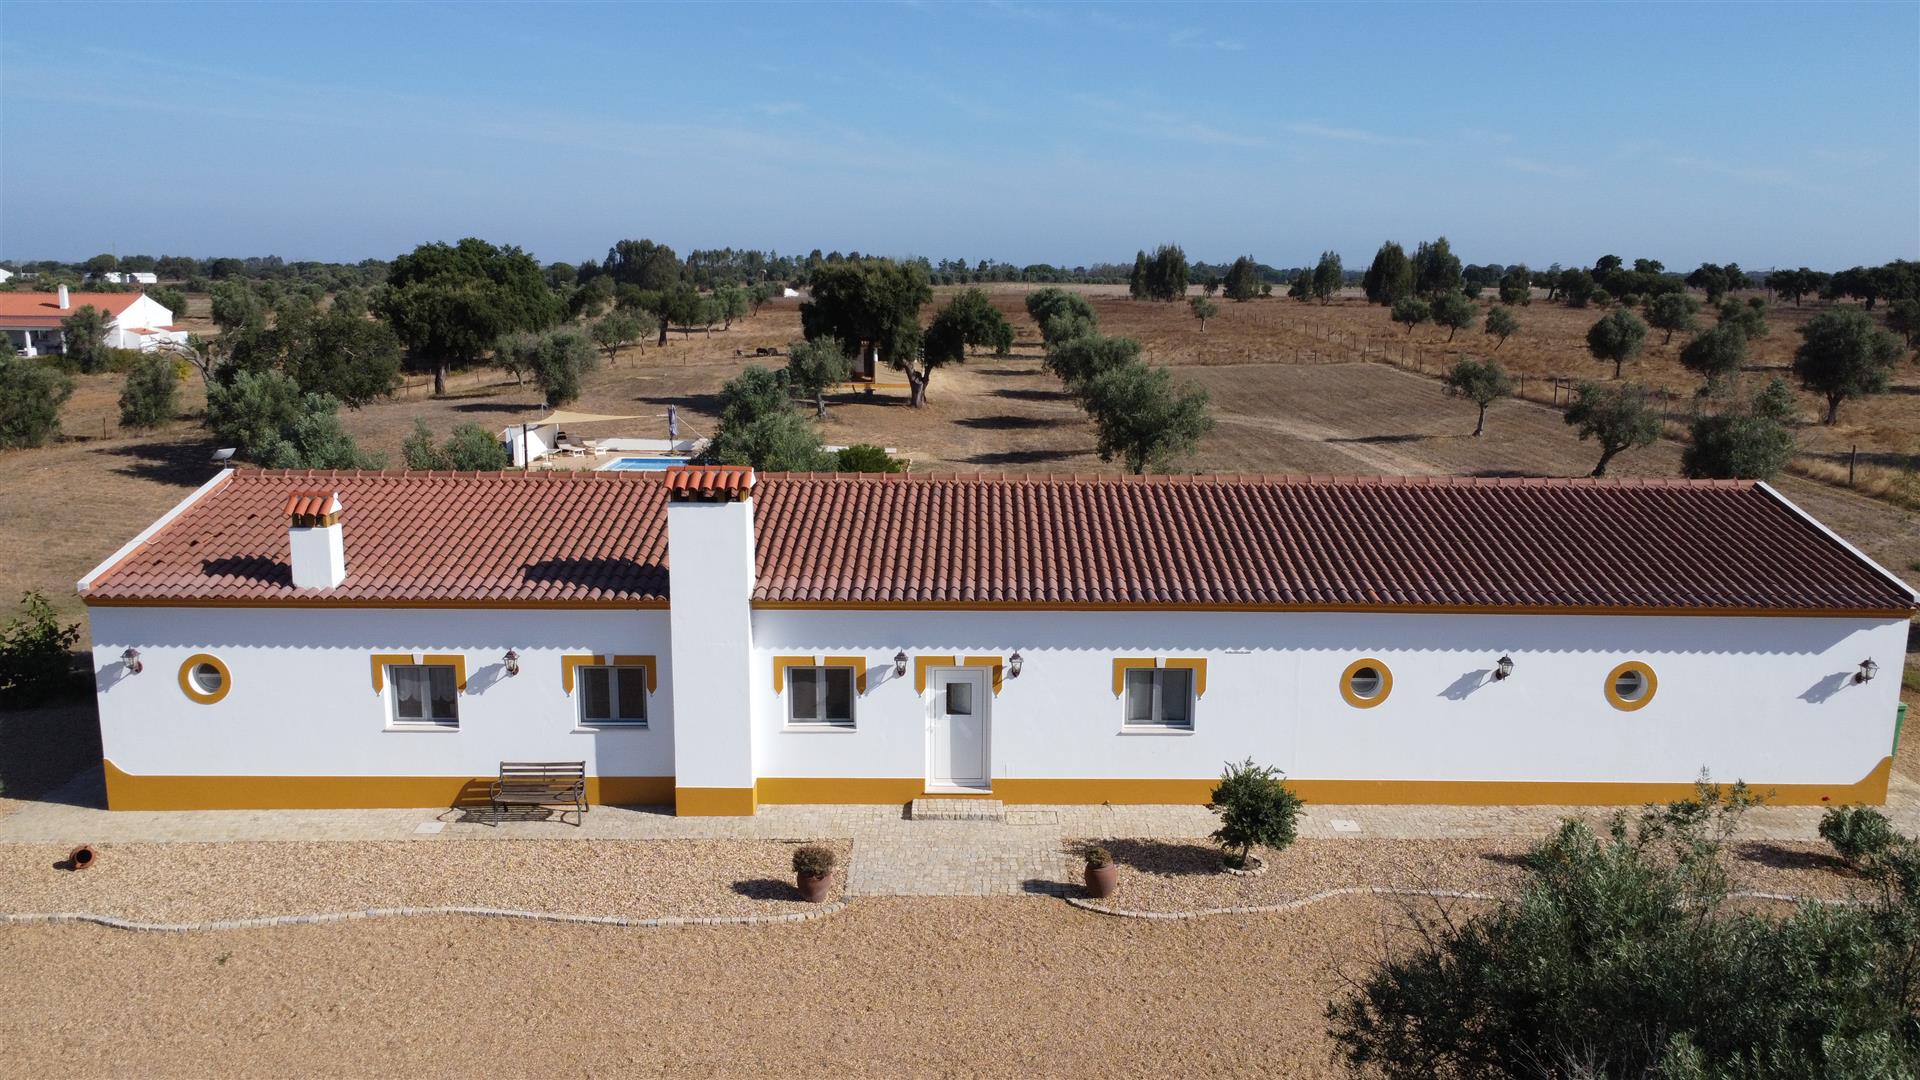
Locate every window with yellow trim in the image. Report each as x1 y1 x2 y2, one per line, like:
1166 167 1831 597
178 654 231 705
787 666 856 728
1340 658 1392 708
577 664 649 727
386 663 460 729
1123 666 1195 730
1606 661 1657 711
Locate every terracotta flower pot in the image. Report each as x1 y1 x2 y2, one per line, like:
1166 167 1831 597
1084 862 1119 899
796 870 833 903
67 845 97 871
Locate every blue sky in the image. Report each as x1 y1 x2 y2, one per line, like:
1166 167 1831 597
2 1 1915 270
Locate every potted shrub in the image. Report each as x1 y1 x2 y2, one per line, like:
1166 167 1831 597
792 844 836 902
1083 845 1118 899
1208 758 1304 872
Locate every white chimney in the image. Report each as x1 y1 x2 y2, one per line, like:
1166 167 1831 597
286 491 346 589
57 285 69 310
664 466 759 815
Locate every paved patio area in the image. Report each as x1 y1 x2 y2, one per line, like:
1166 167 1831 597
5 766 1917 897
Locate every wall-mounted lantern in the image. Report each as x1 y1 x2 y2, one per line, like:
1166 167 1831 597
1008 651 1024 679
120 647 142 675
1493 655 1514 681
1856 658 1879 684
893 651 909 679
503 650 521 677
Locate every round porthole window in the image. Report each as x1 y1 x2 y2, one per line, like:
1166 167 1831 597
1605 661 1656 712
1340 658 1393 708
178 654 231 704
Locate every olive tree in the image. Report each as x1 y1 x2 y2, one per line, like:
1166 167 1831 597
1564 380 1661 476
1645 292 1702 345
1043 333 1141 393
1079 360 1213 474
800 260 935 406
1189 296 1218 332
1678 324 1748 390
1430 291 1477 342
1792 308 1902 424
1391 296 1431 335
378 238 563 396
117 353 180 430
403 420 510 470
1441 357 1512 437
1208 759 1302 870
785 338 851 418
1682 378 1797 480
0 355 73 448
590 310 652 365
1329 780 1920 1079
1483 305 1519 349
59 306 113 373
1586 309 1650 378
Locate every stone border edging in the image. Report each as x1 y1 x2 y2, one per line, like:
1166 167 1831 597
0 899 849 934
1065 886 1850 921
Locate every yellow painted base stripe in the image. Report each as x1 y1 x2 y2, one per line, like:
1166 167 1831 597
100 758 1894 812
102 760 671 811
673 786 758 816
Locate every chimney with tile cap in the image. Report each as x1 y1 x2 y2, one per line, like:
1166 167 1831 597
286 491 346 589
664 466 759 814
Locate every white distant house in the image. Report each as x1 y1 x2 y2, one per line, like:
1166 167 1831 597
0 286 188 357
77 468 1916 815
88 271 159 285
0 268 14 284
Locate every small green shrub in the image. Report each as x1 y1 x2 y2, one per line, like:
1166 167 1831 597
1820 805 1900 868
792 844 835 877
118 354 181 430
835 443 902 473
1083 845 1113 869
0 592 82 708
1207 758 1303 868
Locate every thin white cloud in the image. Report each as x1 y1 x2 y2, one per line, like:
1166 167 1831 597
1169 26 1244 51
1141 110 1266 148
1286 122 1426 148
1503 156 1585 180
756 101 807 117
1665 155 1798 187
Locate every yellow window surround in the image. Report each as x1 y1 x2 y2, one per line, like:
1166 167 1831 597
563 654 659 694
771 655 813 694
370 653 467 694
1112 657 1209 697
775 655 869 694
178 653 231 705
1340 657 1392 709
1605 660 1658 712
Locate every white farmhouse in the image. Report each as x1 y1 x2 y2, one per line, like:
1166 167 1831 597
78 467 1916 814
0 286 188 357
88 271 159 285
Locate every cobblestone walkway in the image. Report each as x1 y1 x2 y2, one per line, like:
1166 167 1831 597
4 768 1916 897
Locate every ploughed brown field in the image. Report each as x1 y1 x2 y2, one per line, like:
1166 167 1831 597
4 284 1916 688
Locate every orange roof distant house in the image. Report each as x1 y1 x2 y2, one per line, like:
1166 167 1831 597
0 291 143 329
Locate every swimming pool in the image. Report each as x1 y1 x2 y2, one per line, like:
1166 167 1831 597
598 456 691 471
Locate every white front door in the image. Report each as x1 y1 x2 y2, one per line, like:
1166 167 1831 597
928 667 991 791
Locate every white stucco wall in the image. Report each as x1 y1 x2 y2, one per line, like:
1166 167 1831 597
89 606 674 779
748 609 1909 788
666 496 758 791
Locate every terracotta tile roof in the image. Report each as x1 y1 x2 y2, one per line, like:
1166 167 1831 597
664 464 754 499
79 470 1918 614
747 473 1917 613
84 470 670 605
0 292 142 327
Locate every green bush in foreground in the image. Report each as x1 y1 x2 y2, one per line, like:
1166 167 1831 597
0 592 81 709
1328 778 1920 1078
1820 805 1901 869
1207 758 1303 869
